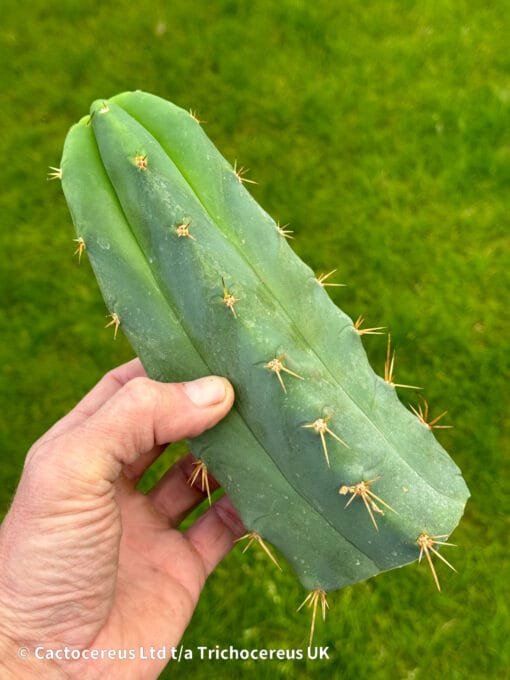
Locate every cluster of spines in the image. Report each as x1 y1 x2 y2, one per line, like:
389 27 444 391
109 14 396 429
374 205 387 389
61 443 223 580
51 106 458 645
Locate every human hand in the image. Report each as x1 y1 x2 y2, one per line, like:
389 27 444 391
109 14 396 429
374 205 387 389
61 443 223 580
0 359 243 679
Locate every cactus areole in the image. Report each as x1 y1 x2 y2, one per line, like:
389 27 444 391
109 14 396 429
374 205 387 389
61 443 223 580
59 91 469 594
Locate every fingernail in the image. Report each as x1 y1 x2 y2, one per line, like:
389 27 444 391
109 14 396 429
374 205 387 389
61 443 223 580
183 376 227 407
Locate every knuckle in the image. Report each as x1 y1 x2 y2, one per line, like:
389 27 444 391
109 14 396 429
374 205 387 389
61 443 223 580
121 376 160 414
100 368 123 391
23 439 54 471
19 441 65 497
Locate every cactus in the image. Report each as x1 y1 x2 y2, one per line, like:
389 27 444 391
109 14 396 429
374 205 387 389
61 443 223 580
56 91 469 637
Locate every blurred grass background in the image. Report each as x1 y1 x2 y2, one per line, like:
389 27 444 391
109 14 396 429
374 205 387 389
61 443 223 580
0 0 508 678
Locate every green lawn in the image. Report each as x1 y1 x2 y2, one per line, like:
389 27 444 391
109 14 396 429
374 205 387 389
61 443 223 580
0 1 508 678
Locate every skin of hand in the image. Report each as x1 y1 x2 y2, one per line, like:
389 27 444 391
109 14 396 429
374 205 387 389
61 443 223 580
0 359 245 679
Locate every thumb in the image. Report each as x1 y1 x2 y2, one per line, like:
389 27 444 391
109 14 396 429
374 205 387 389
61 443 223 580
29 375 234 494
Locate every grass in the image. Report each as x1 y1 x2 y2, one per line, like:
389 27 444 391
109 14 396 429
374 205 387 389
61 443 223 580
0 0 508 678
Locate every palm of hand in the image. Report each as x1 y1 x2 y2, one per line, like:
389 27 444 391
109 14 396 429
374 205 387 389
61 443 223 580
0 362 241 679
79 477 211 675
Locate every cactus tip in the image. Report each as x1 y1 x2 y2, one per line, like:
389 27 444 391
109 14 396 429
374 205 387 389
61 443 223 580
297 589 328 648
264 354 304 393
73 236 86 264
409 399 452 430
316 269 345 288
354 315 385 336
276 221 294 239
303 415 349 467
134 155 148 170
339 477 397 531
105 312 121 339
187 459 212 506
221 277 239 318
175 219 196 240
99 101 110 114
416 532 457 591
47 166 62 181
384 335 421 390
236 532 282 570
188 109 206 124
233 160 257 185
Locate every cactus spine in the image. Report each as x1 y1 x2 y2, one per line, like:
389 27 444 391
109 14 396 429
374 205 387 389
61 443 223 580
58 91 469 602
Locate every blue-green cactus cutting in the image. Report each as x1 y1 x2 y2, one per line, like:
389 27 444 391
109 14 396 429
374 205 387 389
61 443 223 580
56 91 469 623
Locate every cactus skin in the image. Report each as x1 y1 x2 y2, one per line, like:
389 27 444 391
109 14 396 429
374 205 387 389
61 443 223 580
59 91 469 592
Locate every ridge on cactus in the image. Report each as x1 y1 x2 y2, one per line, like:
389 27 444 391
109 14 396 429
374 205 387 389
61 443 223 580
56 90 470 641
